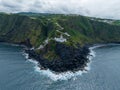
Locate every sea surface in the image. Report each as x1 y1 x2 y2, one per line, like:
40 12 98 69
0 43 120 90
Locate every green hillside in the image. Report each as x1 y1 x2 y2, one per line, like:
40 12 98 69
0 13 120 60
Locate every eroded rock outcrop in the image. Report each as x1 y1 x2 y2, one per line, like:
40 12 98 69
26 43 90 72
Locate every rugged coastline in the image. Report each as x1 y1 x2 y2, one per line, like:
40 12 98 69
1 13 120 73
1 41 120 73
25 43 91 73
25 42 120 73
0 41 92 73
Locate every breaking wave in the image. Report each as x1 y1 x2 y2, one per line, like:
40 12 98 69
23 46 99 81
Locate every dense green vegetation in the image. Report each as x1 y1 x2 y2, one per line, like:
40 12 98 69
0 13 120 60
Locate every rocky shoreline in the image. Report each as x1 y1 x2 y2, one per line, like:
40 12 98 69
25 43 91 73
2 41 120 73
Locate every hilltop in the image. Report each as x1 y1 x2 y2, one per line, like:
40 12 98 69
0 13 120 72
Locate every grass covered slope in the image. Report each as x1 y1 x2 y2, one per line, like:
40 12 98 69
0 13 58 48
0 13 120 72
0 13 120 47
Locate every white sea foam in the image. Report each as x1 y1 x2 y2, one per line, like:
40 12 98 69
23 52 39 65
89 44 106 50
22 52 29 59
33 47 95 81
23 46 97 81
89 43 120 50
28 59 39 65
34 67 84 81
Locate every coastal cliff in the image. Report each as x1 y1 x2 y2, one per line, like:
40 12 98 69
25 43 90 72
0 13 120 72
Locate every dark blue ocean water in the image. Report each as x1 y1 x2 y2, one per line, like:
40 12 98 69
0 43 120 90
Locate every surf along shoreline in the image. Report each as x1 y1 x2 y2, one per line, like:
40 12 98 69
0 41 92 73
25 42 120 73
23 44 95 81
0 42 120 75
25 43 91 73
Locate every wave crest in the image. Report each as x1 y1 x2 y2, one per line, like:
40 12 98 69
23 46 96 81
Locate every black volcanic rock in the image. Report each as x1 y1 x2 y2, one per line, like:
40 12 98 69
25 43 90 72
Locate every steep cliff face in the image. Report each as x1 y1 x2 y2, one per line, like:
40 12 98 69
57 16 120 44
26 43 90 72
0 13 120 47
0 13 120 72
0 13 56 47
